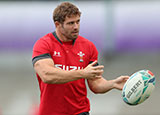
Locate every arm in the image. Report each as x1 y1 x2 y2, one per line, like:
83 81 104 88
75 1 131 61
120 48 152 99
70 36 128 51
87 75 129 94
33 59 104 84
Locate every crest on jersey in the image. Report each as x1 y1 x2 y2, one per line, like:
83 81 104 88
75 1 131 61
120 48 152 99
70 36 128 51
77 51 85 62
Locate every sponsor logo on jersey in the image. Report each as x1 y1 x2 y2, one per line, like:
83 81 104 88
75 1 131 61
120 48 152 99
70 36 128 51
53 51 61 57
77 51 85 62
55 64 83 71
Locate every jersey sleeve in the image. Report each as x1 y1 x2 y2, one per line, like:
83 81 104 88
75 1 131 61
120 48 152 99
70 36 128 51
89 42 98 64
32 39 51 65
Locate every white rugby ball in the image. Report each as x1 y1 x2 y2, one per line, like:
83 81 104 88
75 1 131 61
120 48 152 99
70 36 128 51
122 70 155 105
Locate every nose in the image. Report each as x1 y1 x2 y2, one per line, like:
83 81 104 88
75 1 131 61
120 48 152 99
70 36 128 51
73 23 79 29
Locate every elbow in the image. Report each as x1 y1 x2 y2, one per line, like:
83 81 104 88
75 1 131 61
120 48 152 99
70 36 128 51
41 74 52 84
90 84 107 94
91 90 105 94
90 87 105 94
34 62 58 84
40 71 55 84
42 78 52 84
92 90 100 94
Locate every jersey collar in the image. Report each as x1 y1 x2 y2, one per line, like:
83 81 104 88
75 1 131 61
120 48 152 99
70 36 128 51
52 31 76 45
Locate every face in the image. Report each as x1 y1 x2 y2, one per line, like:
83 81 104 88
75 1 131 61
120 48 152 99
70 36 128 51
59 15 80 41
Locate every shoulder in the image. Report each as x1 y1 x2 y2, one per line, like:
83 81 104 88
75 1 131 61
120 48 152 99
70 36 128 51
39 33 54 42
77 36 95 46
76 35 98 53
34 33 55 45
33 33 56 51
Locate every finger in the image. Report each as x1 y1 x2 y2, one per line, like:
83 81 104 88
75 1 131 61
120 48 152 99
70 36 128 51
92 76 102 80
89 60 98 66
95 75 102 79
92 69 104 75
88 75 102 80
122 76 130 80
93 65 104 70
120 76 129 82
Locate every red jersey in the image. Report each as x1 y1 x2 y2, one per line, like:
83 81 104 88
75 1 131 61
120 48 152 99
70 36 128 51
32 32 98 115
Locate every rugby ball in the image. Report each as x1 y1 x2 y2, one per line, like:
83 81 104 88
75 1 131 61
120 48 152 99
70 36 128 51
122 70 155 105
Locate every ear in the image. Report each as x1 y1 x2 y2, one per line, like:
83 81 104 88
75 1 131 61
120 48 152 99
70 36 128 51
54 21 60 28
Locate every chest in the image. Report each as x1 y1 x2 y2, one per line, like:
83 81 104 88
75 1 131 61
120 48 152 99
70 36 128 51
50 43 90 70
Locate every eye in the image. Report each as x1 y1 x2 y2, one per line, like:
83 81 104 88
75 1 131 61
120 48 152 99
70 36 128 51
76 20 80 24
68 22 74 25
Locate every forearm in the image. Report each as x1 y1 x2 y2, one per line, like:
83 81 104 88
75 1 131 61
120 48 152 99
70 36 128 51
88 75 129 94
34 59 104 84
41 67 84 84
34 59 84 84
88 77 115 94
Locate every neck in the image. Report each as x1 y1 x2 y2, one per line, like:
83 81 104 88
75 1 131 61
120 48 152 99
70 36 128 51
55 29 72 42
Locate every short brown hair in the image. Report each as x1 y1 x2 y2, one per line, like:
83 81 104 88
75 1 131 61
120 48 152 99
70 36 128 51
53 2 81 23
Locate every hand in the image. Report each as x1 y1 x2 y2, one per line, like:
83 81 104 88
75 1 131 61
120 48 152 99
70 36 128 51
83 60 104 80
113 76 129 90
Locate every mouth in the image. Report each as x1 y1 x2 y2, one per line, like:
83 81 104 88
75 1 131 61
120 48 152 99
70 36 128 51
72 32 78 34
71 31 79 38
72 30 79 34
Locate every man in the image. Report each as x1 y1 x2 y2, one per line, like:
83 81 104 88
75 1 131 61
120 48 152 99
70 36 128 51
32 2 129 115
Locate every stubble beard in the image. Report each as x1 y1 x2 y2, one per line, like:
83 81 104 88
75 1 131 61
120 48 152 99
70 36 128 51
63 30 79 41
61 25 79 41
